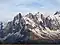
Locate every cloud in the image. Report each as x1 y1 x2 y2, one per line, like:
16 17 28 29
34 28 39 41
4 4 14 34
16 0 43 8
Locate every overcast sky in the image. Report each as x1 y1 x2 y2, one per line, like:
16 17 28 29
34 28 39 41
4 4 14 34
0 0 60 21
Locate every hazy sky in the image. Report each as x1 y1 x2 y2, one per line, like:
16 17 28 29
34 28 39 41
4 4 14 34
0 0 60 21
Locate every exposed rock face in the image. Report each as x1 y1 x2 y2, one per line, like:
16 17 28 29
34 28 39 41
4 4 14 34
24 12 60 40
0 12 60 43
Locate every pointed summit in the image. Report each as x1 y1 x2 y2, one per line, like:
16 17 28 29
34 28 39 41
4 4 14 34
19 13 22 18
54 11 60 15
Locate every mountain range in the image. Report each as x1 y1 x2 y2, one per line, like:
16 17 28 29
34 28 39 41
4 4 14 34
0 11 60 43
